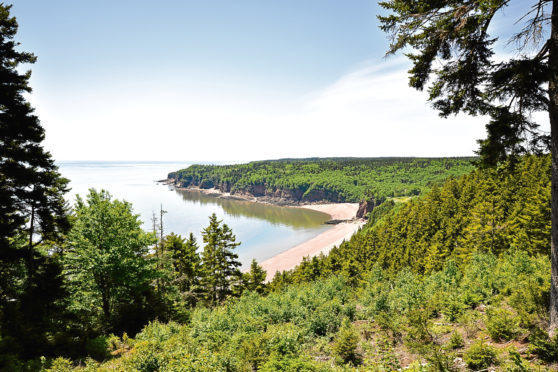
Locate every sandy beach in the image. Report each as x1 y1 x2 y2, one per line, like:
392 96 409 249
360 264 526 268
260 203 364 280
171 185 365 279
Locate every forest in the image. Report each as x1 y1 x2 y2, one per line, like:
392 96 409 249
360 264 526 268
37 155 558 371
168 158 475 203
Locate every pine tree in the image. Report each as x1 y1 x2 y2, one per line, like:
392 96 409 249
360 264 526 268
200 214 242 306
0 4 70 361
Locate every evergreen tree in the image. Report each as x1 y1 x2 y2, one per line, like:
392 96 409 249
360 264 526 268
0 4 70 362
378 0 558 333
242 259 267 294
164 232 202 306
200 214 242 306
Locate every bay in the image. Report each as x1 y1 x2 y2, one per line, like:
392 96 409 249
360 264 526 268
57 161 331 267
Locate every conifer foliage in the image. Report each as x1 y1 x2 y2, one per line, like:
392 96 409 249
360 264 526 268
274 156 551 286
0 4 70 362
378 0 558 333
200 213 242 306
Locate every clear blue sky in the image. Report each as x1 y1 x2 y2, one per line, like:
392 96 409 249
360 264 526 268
10 1 544 161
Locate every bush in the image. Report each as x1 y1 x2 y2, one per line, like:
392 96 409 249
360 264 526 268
45 357 73 372
446 331 464 350
486 307 520 341
527 327 558 363
85 336 109 361
332 320 361 365
464 340 498 370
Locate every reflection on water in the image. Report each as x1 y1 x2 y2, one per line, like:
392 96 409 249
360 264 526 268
176 189 329 228
58 161 332 267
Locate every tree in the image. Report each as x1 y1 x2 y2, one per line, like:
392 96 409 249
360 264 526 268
63 189 157 333
0 4 71 361
200 213 242 306
164 232 202 306
242 259 267 294
378 0 558 333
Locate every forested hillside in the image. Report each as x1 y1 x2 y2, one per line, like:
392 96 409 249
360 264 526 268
168 158 475 203
44 155 558 371
272 155 550 286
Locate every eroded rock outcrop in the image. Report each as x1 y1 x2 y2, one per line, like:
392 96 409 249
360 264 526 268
356 199 375 218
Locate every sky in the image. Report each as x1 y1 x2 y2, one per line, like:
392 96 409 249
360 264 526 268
11 0 549 161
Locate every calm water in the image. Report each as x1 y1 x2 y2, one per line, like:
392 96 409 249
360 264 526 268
58 161 331 267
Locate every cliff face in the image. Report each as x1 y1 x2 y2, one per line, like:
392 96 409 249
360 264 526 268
168 177 345 205
356 199 375 218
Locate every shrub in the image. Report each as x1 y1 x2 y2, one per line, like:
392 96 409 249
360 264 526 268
464 340 498 370
446 331 464 350
85 336 109 361
332 320 361 365
45 357 73 372
527 327 558 363
486 307 520 341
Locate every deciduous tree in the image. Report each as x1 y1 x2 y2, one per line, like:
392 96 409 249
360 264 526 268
64 189 157 332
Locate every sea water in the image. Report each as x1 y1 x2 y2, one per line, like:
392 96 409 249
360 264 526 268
58 161 330 267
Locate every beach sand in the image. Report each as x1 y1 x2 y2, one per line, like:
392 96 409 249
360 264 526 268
260 203 364 280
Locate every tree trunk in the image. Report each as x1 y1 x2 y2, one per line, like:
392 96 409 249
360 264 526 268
549 0 558 337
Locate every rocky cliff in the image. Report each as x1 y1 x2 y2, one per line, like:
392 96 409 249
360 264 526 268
166 176 346 205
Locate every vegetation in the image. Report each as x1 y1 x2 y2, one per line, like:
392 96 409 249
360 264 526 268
0 3 71 364
271 155 550 288
169 157 475 203
2 2 558 371
46 251 554 371
63 190 158 334
378 0 558 333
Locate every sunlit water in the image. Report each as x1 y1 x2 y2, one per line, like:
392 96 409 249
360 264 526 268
58 161 331 267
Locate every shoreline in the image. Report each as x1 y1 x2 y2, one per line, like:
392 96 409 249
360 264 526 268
168 183 358 214
259 220 364 280
168 184 365 280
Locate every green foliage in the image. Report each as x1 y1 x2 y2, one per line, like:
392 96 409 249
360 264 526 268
446 332 464 350
85 336 109 362
63 189 158 334
51 251 558 371
378 0 551 165
46 357 74 372
243 259 268 294
527 327 558 363
169 157 475 203
332 320 361 365
163 232 202 308
486 307 520 342
0 4 72 364
200 213 242 306
463 341 498 370
275 155 550 286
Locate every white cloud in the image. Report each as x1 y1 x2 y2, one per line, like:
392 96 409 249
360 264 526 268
32 58 490 161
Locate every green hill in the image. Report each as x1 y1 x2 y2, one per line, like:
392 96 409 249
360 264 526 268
273 155 550 286
168 157 475 203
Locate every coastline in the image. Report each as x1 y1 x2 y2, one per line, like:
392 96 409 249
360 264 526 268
168 184 365 280
259 220 364 280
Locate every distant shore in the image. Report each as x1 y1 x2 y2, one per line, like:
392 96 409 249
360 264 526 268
168 183 365 280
